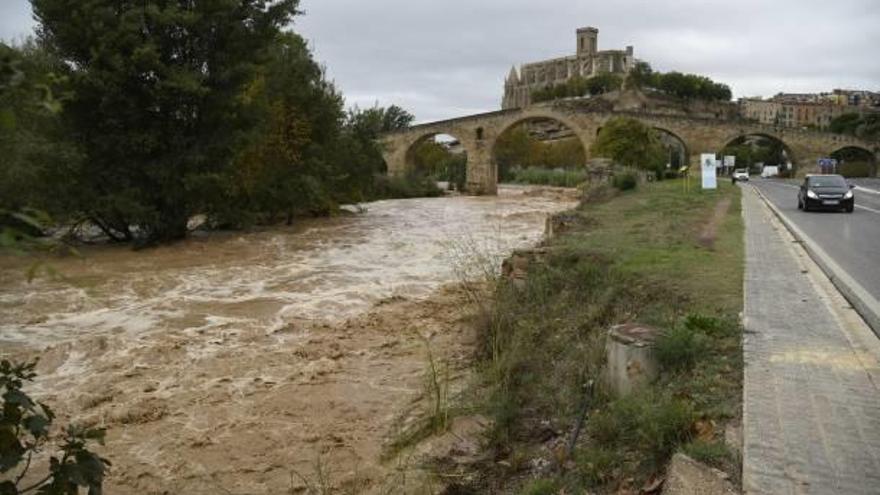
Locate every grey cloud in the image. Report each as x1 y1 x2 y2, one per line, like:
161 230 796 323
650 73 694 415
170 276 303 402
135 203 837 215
3 0 879 123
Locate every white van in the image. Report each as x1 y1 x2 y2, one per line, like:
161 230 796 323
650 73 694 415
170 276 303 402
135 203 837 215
761 165 780 178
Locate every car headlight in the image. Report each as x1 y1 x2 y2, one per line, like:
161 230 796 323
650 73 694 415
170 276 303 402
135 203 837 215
844 190 853 199
807 190 818 199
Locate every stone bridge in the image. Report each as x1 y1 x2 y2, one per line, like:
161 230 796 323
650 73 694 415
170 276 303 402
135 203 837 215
380 98 878 195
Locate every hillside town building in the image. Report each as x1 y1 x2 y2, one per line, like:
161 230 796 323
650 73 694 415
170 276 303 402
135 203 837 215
740 89 879 130
502 27 637 110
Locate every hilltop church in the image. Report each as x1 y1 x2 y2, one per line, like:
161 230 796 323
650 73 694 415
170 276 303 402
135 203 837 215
502 27 638 109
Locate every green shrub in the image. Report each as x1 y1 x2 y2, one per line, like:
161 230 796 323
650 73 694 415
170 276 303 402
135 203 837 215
575 446 623 486
370 173 443 199
654 323 710 371
509 167 588 187
1 360 110 494
838 161 875 178
683 313 737 338
612 173 637 191
589 390 695 466
681 440 735 470
520 478 561 495
638 397 696 464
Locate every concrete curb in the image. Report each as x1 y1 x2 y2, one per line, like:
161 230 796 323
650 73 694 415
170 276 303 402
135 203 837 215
751 185 880 338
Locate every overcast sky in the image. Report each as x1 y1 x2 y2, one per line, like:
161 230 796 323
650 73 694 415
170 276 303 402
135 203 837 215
3 0 879 123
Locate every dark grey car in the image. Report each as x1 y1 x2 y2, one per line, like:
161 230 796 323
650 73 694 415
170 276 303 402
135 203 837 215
797 174 855 213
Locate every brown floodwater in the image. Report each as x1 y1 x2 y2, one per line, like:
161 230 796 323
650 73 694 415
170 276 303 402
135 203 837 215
0 185 577 494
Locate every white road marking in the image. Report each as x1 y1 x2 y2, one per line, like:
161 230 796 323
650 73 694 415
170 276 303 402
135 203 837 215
855 186 880 196
856 204 880 215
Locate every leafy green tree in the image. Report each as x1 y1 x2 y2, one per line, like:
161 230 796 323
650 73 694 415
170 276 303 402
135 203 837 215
494 124 586 181
721 136 789 173
830 112 880 141
591 117 665 176
585 73 623 95
339 104 416 196
31 0 301 243
347 105 415 138
830 113 863 135
532 73 622 103
495 126 539 178
532 62 730 104
1 360 110 495
211 32 347 226
0 40 78 223
622 62 731 102
408 139 467 190
411 140 451 177
626 61 655 90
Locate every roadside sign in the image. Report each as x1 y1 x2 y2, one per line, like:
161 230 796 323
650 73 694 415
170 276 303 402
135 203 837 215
701 154 717 190
818 158 838 174
724 156 735 169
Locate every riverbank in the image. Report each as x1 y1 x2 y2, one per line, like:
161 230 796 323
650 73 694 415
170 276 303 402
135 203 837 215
435 179 745 493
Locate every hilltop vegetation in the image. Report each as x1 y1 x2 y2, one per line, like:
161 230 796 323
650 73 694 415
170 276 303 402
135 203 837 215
830 112 880 141
1 1 433 246
531 62 732 104
627 62 732 102
531 73 624 103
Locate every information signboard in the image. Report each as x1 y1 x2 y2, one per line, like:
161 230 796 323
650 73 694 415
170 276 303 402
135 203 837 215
724 156 736 169
818 158 838 174
701 154 717 189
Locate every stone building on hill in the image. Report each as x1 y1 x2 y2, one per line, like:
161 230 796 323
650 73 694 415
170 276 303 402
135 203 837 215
502 27 637 110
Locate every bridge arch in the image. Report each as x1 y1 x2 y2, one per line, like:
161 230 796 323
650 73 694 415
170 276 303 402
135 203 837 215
721 132 797 175
830 145 878 177
652 126 690 170
495 110 586 144
402 131 471 191
491 113 591 184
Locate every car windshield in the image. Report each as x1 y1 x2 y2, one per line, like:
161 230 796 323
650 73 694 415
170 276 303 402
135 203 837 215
809 176 847 188
735 169 747 173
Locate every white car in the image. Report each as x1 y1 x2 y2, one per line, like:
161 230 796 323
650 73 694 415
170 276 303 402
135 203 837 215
732 169 749 182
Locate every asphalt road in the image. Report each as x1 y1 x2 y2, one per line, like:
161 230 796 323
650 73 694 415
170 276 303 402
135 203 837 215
749 177 880 302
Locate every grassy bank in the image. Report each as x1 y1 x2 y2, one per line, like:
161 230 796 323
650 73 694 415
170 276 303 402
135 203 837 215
452 179 744 493
506 167 589 188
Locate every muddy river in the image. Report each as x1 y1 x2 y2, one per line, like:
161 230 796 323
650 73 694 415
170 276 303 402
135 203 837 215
0 185 577 494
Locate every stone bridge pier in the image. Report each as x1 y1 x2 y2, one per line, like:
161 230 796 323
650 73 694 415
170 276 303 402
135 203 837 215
380 99 879 195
